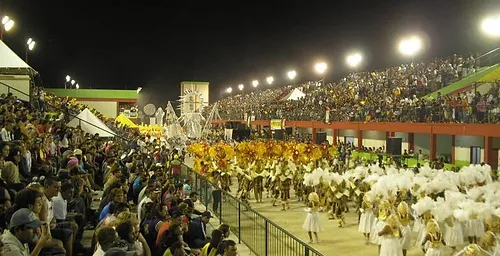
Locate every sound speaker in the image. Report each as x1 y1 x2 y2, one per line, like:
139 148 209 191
316 132 327 145
274 130 284 141
285 127 293 135
236 123 247 130
386 137 402 155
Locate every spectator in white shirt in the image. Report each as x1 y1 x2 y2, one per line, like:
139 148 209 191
137 186 160 223
93 227 119 256
0 122 13 142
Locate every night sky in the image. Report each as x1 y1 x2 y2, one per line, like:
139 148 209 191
2 0 499 107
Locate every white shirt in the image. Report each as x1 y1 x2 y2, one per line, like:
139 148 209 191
1 231 30 256
137 196 152 222
52 193 67 220
45 196 54 224
0 128 12 142
23 151 32 172
92 247 105 256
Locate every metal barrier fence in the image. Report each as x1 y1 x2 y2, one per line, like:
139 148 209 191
181 165 324 256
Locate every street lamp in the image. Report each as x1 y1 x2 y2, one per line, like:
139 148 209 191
398 36 422 57
346 53 363 68
481 15 500 37
226 87 232 93
266 76 274 85
252 80 259 87
75 84 80 89
238 84 244 91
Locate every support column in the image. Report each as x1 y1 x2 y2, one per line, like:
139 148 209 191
357 130 363 150
390 131 395 137
430 134 437 161
312 128 317 144
333 129 338 146
258 125 262 137
485 136 493 166
451 135 455 165
408 133 415 153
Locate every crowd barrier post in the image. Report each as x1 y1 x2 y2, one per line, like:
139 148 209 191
237 201 241 244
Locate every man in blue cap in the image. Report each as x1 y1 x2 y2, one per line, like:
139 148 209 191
2 208 51 255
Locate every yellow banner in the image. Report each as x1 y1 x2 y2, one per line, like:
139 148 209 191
270 119 282 130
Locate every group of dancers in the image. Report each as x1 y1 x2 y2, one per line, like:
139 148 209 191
205 152 500 256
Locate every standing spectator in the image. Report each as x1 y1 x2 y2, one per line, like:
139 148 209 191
184 211 213 249
170 155 182 184
1 122 13 142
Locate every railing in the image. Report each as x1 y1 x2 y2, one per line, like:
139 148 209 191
181 165 324 256
477 47 500 67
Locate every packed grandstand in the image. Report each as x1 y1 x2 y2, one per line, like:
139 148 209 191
213 53 499 124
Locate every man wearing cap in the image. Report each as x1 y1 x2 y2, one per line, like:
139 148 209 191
2 208 50 256
184 211 212 249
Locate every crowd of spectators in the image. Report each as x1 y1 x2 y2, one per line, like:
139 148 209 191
0 91 237 256
214 54 499 124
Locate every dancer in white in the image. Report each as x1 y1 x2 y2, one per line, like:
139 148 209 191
422 219 445 256
358 194 375 245
303 192 322 244
397 202 413 256
443 216 463 255
372 200 392 254
378 214 403 256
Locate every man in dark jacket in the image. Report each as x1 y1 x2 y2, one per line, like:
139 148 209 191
183 211 212 249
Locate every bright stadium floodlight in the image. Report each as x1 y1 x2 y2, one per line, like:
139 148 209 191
238 84 244 90
314 62 327 74
266 76 274 85
1 16 9 25
252 80 259 87
346 53 363 68
226 87 232 93
481 15 500 37
27 38 35 51
287 70 296 80
66 75 71 82
71 80 75 85
75 83 80 89
137 87 142 94
399 36 422 56
4 19 14 32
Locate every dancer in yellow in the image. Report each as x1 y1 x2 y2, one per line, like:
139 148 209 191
378 214 403 256
397 202 413 256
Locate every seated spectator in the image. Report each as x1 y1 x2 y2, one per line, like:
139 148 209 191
217 224 231 239
2 208 50 256
140 203 168 251
138 186 160 223
93 227 119 256
183 211 213 249
100 188 126 221
53 181 84 247
115 220 151 256
156 211 185 247
201 230 224 256
184 192 203 216
216 240 237 256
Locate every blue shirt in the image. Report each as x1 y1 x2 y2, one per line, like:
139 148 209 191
99 202 111 221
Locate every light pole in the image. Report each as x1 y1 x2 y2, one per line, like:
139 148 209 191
65 75 71 89
1 16 14 40
25 38 35 64
76 83 80 89
71 79 75 89
226 87 232 94
481 15 500 37
238 84 244 91
398 35 422 63
266 76 274 85
314 62 327 86
287 70 296 86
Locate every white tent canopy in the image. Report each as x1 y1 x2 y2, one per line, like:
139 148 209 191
67 108 116 137
0 40 31 69
280 88 306 101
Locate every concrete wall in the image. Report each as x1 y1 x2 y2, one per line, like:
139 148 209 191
0 75 30 102
79 100 118 118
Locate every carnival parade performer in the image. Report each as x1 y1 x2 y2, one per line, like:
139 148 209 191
397 202 413 256
303 192 322 244
358 194 375 244
422 219 446 256
378 214 403 256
